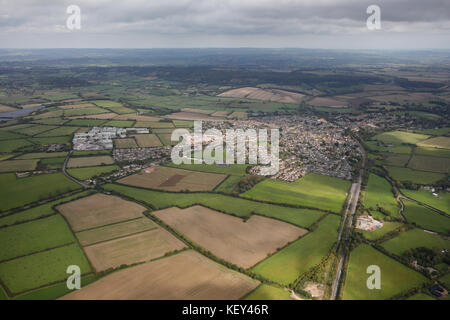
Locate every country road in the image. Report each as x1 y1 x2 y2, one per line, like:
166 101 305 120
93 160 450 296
330 142 366 300
62 151 92 189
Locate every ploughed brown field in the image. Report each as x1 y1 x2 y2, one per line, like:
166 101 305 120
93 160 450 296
83 228 186 271
118 166 227 191
154 205 308 268
218 87 305 104
60 250 259 300
56 193 146 231
67 155 115 168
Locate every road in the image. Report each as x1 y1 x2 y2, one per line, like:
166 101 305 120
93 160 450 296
330 142 366 300
62 151 93 189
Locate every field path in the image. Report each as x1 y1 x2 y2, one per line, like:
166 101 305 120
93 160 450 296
62 151 92 189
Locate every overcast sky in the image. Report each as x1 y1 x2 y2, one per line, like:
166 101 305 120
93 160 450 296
1 0 449 49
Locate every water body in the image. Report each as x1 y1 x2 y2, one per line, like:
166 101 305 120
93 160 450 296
0 105 45 121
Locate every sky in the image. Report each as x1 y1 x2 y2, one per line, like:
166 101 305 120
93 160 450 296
1 0 450 49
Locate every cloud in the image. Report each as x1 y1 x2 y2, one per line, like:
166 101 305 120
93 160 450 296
0 0 449 48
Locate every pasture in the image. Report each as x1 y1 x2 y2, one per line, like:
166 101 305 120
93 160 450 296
386 166 445 184
401 189 449 213
381 228 450 256
154 205 307 268
16 152 68 159
0 159 38 172
56 193 146 232
0 173 81 212
364 174 399 217
373 131 430 145
342 244 427 300
118 166 227 192
134 121 174 128
381 153 410 167
0 244 91 295
0 139 33 153
67 165 119 180
61 250 259 300
402 201 450 234
67 155 114 168
36 126 79 137
244 284 292 300
408 155 450 173
0 215 75 261
104 120 134 127
242 173 351 213
83 228 186 271
251 214 340 284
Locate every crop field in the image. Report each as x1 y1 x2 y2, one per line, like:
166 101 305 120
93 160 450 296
242 173 350 213
61 250 258 300
66 119 107 127
83 228 186 271
402 201 450 234
113 138 137 149
386 166 445 184
91 100 123 108
67 155 114 168
104 183 325 228
67 165 119 180
134 121 174 128
0 190 94 228
251 214 340 284
401 189 449 213
373 131 430 145
0 244 91 295
0 215 75 261
0 131 25 140
39 157 65 169
32 118 68 125
172 120 194 127
364 174 399 217
33 110 64 120
36 126 79 137
417 136 450 149
166 162 249 176
214 175 242 193
118 166 227 192
228 111 248 119
76 217 157 246
57 103 95 109
0 173 81 212
359 221 403 241
167 111 224 121
381 228 450 256
381 153 410 167
63 107 108 117
68 113 118 120
414 146 450 158
56 193 146 232
156 133 177 146
14 125 57 136
408 155 450 173
30 136 71 146
115 114 161 122
244 284 292 300
0 159 38 172
218 87 305 104
342 244 427 300
0 139 33 153
155 205 306 268
132 134 162 147
15 152 68 159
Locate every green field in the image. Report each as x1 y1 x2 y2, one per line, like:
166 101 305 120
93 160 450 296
417 136 450 149
373 131 430 145
15 152 68 160
0 131 26 140
0 173 81 211
381 153 410 167
406 293 436 300
104 120 134 127
0 215 75 261
386 166 445 184
359 221 403 241
0 244 91 294
91 100 123 108
343 244 427 300
381 228 450 256
67 165 120 180
135 121 174 128
408 155 450 173
0 159 38 172
166 163 249 176
242 173 351 213
71 150 111 157
13 125 57 137
0 190 94 228
63 107 107 117
244 284 292 300
365 140 411 154
39 157 65 169
35 126 79 137
439 273 450 289
401 189 449 213
0 139 33 153
414 146 450 158
30 136 71 146
104 183 324 228
363 174 399 217
66 119 107 127
251 214 340 284
402 201 450 234
214 175 243 193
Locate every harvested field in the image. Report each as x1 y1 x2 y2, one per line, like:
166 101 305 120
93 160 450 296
308 97 347 108
118 166 227 191
56 193 146 232
417 137 450 149
155 206 307 268
76 218 157 246
0 105 17 112
218 87 305 104
114 138 137 149
67 155 114 168
83 228 186 271
61 250 259 300
132 134 162 147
